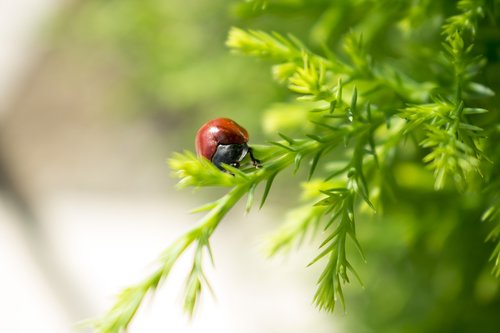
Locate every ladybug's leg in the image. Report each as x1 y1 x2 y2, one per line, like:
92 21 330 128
247 147 261 168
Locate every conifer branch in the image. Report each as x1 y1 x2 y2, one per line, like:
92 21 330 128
88 1 499 331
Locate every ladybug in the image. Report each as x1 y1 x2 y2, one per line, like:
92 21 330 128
195 118 261 170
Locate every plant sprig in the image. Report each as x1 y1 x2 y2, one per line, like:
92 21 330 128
90 74 395 331
89 1 499 331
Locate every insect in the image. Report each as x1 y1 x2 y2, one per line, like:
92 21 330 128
195 117 261 170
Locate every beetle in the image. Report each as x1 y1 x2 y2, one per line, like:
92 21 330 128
195 117 261 170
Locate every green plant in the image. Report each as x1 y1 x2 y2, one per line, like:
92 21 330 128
89 0 500 332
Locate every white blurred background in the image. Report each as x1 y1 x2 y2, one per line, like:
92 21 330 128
0 1 337 332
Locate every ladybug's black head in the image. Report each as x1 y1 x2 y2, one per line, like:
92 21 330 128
211 143 249 170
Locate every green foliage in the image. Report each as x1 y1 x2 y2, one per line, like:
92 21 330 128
89 0 500 332
483 178 500 277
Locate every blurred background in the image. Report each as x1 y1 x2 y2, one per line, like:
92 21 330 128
0 0 334 332
1 1 499 333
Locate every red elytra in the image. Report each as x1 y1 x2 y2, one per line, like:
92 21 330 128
195 118 249 161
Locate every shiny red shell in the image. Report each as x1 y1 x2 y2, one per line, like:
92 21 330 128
195 118 249 160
